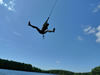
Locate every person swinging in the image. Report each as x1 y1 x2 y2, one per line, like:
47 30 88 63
28 17 55 38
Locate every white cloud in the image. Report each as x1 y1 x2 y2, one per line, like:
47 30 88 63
8 6 12 10
77 36 83 41
8 0 15 11
96 32 100 43
96 26 100 43
0 0 15 11
98 5 100 8
0 0 4 5
56 61 60 64
13 31 21 36
88 28 96 34
84 26 96 34
97 25 100 31
96 39 100 43
84 26 91 32
92 4 100 13
83 25 100 43
93 8 98 13
4 3 7 7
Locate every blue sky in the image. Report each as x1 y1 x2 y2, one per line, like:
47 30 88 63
0 0 100 73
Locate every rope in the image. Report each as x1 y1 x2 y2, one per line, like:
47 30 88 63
49 0 57 18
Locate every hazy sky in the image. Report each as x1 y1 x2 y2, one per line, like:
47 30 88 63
0 0 100 72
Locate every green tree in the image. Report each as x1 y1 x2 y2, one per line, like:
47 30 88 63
91 66 100 75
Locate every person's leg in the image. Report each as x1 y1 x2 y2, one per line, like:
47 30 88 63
28 21 31 26
53 28 55 32
28 21 42 34
44 28 55 33
28 21 37 28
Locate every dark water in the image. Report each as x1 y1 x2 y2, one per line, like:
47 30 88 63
0 69 57 75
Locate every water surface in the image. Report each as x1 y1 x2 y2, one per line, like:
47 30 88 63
0 69 57 75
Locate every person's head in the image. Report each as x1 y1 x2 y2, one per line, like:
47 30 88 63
47 23 49 26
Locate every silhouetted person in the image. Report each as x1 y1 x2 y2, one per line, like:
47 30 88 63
28 17 55 38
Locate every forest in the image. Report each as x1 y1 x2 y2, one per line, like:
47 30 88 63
0 58 100 75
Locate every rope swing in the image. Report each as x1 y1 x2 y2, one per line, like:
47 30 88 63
48 0 58 18
28 0 57 39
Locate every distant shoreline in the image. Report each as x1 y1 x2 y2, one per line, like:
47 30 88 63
0 58 99 75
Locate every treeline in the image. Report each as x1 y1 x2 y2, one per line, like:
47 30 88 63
0 58 32 71
0 58 100 75
0 58 44 73
44 68 99 75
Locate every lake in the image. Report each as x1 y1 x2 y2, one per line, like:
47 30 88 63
0 69 57 75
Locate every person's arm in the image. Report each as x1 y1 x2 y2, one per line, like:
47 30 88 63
44 17 49 24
